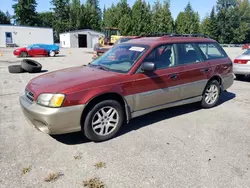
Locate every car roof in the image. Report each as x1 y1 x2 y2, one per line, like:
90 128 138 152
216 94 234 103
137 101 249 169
127 36 216 46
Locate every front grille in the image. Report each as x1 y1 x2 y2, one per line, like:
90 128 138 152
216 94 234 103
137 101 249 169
25 89 34 102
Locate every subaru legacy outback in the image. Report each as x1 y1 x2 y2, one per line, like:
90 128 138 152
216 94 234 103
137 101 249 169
20 34 234 142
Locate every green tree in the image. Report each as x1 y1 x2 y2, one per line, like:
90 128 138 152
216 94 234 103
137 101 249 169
131 0 152 35
151 0 174 33
119 14 132 35
69 0 81 30
50 0 70 40
38 12 55 27
0 11 11 24
217 0 237 10
103 4 118 27
175 2 200 34
12 0 38 26
86 0 102 30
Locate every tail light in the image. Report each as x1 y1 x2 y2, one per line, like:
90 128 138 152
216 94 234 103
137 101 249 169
234 59 249 64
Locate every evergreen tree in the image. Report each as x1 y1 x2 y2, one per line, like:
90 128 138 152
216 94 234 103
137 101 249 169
86 0 102 30
131 0 152 35
51 0 70 41
12 0 38 26
175 2 200 34
69 0 81 30
151 0 173 33
0 11 11 24
119 14 132 35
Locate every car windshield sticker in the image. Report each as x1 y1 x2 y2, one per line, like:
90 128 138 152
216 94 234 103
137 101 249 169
129 47 145 52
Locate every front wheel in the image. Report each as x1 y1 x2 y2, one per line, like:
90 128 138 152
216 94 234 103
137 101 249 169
201 80 220 109
83 100 124 142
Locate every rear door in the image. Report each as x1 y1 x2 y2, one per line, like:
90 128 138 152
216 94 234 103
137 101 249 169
174 43 209 100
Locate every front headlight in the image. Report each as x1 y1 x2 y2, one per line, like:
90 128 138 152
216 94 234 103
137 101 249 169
37 93 65 107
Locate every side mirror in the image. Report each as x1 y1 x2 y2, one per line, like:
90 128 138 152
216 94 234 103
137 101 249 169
141 62 156 72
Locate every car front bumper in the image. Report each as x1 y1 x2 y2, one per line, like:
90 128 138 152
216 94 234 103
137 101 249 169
19 93 85 135
233 63 250 75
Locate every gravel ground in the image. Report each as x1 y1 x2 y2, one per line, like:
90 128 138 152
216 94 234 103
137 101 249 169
0 47 249 188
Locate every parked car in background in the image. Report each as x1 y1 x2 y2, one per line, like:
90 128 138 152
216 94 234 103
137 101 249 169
233 49 250 79
20 34 234 142
242 44 250 50
13 44 59 57
92 36 139 59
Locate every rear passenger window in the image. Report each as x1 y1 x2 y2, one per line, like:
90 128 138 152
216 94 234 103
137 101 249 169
198 43 226 60
176 43 202 65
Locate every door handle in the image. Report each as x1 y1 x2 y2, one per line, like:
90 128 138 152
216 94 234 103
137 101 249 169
170 74 178 79
200 68 209 73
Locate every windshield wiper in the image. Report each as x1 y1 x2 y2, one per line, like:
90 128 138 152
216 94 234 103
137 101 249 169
88 64 110 71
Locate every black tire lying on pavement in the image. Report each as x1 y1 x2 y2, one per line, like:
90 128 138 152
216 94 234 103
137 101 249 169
8 65 26 73
21 59 42 73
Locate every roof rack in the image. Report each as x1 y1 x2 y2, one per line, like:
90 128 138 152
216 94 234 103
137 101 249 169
139 33 210 39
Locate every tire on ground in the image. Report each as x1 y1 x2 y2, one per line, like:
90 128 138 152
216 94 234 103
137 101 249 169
21 59 42 73
83 100 124 142
8 65 26 73
201 80 220 109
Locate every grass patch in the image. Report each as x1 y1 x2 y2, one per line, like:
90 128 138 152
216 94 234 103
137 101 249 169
83 177 105 188
21 166 31 175
94 162 106 169
44 172 64 182
74 154 82 160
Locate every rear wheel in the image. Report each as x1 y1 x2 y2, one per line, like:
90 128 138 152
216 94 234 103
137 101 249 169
83 100 124 142
201 80 220 109
49 51 56 57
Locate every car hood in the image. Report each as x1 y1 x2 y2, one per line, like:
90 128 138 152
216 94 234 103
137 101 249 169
27 66 121 97
15 47 26 51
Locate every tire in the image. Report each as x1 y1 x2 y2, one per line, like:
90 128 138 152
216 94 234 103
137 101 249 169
49 50 56 57
201 80 221 109
83 100 124 142
21 59 42 73
8 65 26 73
235 74 245 80
20 52 28 57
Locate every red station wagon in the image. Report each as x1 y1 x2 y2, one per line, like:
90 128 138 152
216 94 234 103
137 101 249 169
19 34 234 142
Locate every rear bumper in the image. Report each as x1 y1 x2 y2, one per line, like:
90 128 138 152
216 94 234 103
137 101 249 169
233 63 250 75
19 93 85 135
222 73 234 91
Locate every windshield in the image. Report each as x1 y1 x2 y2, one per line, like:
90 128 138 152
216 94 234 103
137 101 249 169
89 44 147 73
243 49 250 55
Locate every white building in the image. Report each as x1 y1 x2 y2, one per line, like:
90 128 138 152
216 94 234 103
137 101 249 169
60 29 104 48
0 24 54 47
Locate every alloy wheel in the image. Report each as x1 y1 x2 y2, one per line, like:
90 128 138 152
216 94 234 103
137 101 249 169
205 84 219 105
91 106 119 136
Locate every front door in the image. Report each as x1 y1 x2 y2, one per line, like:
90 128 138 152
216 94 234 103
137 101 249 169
131 44 184 112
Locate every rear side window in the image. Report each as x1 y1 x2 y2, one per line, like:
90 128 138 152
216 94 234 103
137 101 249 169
198 43 226 60
176 43 203 65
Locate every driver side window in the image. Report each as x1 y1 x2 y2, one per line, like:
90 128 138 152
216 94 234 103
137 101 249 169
143 44 176 70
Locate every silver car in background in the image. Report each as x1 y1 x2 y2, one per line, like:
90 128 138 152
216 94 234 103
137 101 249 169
233 49 250 79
